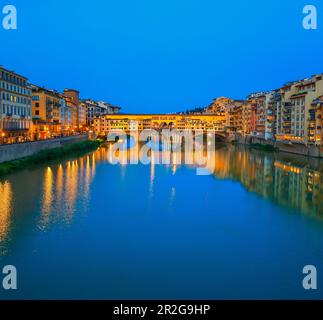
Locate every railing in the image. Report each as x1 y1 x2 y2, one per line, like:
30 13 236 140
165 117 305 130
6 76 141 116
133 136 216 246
2 128 29 132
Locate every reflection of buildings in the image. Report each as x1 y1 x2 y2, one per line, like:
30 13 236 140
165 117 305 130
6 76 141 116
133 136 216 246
2 143 323 257
0 181 13 246
42 167 54 215
102 138 323 216
272 162 323 215
210 145 323 216
0 151 100 254
38 154 97 229
273 162 307 210
36 154 100 229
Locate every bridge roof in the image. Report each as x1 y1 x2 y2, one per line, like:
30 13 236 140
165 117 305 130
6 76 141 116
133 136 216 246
104 113 221 117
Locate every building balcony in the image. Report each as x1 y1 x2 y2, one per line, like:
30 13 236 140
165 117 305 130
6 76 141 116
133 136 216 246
2 127 29 132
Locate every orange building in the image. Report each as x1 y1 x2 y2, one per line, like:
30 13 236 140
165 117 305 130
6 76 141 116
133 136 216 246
309 96 323 145
63 89 80 129
31 85 62 140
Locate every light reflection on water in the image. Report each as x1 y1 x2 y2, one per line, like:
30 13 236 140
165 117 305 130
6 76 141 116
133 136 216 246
38 156 97 230
0 143 323 298
1 144 323 255
0 181 13 255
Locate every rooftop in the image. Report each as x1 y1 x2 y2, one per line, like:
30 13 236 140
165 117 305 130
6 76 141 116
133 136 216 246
0 65 28 80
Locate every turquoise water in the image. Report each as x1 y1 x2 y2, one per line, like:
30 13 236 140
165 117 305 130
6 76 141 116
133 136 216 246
0 144 323 299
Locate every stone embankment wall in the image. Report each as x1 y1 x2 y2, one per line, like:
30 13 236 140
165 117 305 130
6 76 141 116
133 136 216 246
0 135 88 163
235 134 323 158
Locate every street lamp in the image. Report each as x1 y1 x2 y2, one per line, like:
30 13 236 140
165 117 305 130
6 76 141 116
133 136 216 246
0 132 5 144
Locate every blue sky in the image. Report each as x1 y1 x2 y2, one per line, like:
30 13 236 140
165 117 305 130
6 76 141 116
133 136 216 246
1 0 322 113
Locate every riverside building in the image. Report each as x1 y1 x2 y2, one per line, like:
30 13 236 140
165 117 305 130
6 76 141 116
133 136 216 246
276 74 323 144
31 85 62 140
83 99 121 129
0 66 32 144
63 89 80 129
60 95 73 135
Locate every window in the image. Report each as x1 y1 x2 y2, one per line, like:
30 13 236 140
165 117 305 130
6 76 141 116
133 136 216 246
35 110 40 115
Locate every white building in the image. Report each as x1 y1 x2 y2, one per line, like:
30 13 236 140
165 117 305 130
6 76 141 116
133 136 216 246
83 99 121 126
97 101 114 114
60 97 72 133
0 66 32 143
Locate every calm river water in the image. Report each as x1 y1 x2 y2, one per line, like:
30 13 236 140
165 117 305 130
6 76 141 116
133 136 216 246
0 143 323 299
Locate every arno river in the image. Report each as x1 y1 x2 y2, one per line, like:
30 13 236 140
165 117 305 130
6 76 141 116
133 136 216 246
0 143 323 299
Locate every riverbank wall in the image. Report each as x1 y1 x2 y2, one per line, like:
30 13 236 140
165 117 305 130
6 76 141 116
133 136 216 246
235 135 323 158
0 135 88 163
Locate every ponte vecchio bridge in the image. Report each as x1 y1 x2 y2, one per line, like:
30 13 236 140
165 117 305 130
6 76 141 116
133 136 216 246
93 114 228 139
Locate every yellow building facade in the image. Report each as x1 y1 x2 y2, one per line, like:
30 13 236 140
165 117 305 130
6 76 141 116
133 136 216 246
276 74 323 144
31 85 62 139
94 114 227 136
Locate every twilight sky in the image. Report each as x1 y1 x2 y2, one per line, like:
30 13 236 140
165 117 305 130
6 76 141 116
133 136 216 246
1 0 322 113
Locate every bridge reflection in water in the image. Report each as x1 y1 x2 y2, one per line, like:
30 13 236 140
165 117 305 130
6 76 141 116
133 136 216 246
0 143 323 257
105 140 323 217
